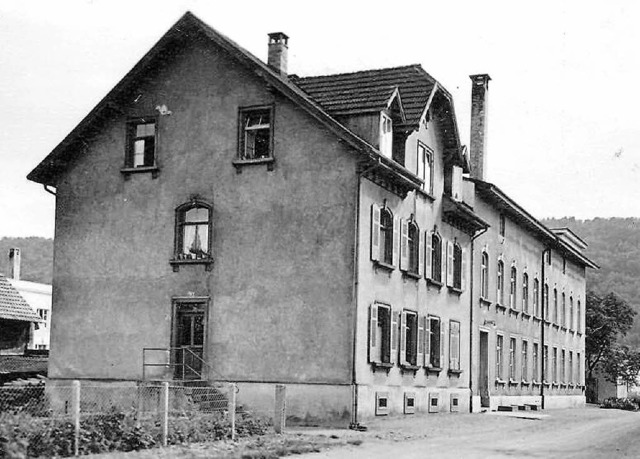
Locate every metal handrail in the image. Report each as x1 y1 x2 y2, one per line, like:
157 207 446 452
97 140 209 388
142 347 225 381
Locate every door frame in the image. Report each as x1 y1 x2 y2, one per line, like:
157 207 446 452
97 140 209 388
479 328 490 407
171 296 210 379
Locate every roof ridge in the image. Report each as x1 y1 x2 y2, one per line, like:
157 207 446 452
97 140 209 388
295 64 424 81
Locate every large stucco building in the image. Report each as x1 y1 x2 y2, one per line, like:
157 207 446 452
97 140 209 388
28 12 596 423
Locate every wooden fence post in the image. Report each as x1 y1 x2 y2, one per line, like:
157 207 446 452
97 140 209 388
274 384 286 434
228 383 237 441
71 380 80 456
161 382 169 447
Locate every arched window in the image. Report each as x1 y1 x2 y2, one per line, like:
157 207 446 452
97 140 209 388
174 199 213 262
544 284 549 320
431 232 442 282
553 288 558 323
408 221 419 274
453 243 463 289
497 260 505 305
509 267 517 309
522 273 529 313
480 252 489 299
569 296 574 330
533 278 540 317
380 208 393 265
561 292 566 327
577 300 582 332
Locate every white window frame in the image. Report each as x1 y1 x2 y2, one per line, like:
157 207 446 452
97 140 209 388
379 112 393 158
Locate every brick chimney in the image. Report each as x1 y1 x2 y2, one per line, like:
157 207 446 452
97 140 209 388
9 248 20 281
469 74 491 180
268 32 289 76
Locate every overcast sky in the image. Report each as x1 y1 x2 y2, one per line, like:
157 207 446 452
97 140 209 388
2 0 639 238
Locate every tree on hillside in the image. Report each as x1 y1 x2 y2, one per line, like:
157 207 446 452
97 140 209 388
601 345 640 387
585 291 636 380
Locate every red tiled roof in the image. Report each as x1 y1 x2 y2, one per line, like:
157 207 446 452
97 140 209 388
0 355 48 375
292 65 437 126
0 275 42 323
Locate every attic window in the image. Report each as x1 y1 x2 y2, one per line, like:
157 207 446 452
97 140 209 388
239 106 273 161
379 113 393 158
125 119 157 169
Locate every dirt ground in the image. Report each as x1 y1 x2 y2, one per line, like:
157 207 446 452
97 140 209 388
91 405 640 458
293 405 640 458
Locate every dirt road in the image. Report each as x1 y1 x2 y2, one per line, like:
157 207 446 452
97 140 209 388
293 406 640 458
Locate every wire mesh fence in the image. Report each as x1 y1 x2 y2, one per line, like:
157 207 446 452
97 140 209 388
0 380 277 456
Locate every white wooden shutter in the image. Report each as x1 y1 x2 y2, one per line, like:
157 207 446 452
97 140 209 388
425 317 432 366
441 239 446 283
418 229 425 276
390 310 399 364
370 205 381 262
417 315 425 366
369 305 380 363
446 241 454 287
425 231 432 279
400 311 407 365
440 320 446 369
400 219 409 271
461 248 468 291
392 215 400 267
450 321 460 370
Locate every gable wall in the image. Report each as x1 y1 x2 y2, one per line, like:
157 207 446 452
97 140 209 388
49 36 357 385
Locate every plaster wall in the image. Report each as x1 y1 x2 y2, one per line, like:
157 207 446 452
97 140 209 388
49 37 357 386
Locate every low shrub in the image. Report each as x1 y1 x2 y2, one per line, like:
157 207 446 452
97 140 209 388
0 410 269 458
600 397 640 411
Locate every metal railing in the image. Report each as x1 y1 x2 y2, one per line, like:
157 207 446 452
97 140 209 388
142 347 219 381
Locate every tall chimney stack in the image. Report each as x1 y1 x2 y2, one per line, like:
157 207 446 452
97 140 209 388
9 248 20 281
267 32 289 76
469 74 491 180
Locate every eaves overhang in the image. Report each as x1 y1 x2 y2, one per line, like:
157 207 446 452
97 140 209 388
441 194 489 235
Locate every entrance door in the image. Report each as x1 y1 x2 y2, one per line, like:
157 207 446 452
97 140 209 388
479 330 490 407
173 302 206 380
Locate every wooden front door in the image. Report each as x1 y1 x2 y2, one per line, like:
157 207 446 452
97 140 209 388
479 330 490 407
173 302 206 380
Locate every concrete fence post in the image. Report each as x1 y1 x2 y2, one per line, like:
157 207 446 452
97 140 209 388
71 380 80 456
274 384 286 434
228 383 237 441
161 382 169 447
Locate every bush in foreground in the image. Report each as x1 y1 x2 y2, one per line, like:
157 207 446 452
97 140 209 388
600 397 640 411
0 411 269 458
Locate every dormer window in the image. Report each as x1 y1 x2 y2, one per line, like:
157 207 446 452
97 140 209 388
379 113 393 158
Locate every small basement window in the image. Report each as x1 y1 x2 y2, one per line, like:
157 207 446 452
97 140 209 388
404 392 416 414
375 392 390 416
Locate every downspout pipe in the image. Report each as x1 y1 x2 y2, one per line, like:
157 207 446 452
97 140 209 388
350 160 379 429
469 226 488 412
541 248 550 409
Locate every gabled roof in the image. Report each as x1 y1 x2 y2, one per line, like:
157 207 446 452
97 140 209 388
292 65 435 124
27 11 422 192
0 274 42 323
469 178 599 269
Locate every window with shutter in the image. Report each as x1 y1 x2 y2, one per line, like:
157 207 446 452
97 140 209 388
403 311 419 366
379 207 394 266
440 238 446 284
452 243 462 289
400 219 409 272
391 310 399 364
370 205 381 262
369 305 380 364
417 316 425 366
393 215 400 267
449 321 460 371
428 316 441 368
461 248 468 291
400 311 407 365
440 321 446 370
418 229 425 276
446 240 454 287
425 231 432 279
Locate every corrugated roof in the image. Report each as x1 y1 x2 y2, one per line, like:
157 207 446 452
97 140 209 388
0 355 48 375
0 275 42 322
292 65 437 125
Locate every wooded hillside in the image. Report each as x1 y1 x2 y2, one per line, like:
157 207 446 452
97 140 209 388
542 217 640 347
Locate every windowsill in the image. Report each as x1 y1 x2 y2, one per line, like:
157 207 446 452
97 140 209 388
560 326 567 332
532 316 542 322
544 319 551 326
508 378 519 386
416 188 436 202
448 368 463 376
374 261 395 272
521 379 531 386
552 323 560 330
543 381 550 387
426 278 444 289
551 381 559 387
232 157 275 173
169 258 214 272
400 364 421 373
425 366 442 374
403 271 421 281
495 303 507 313
372 362 394 370
121 165 160 179
479 297 492 308
495 378 507 385
532 380 541 386
508 308 519 317
570 329 577 335
576 331 583 337
521 312 531 320
447 286 463 295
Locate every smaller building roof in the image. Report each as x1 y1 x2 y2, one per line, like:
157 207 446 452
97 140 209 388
0 355 48 375
0 274 43 323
